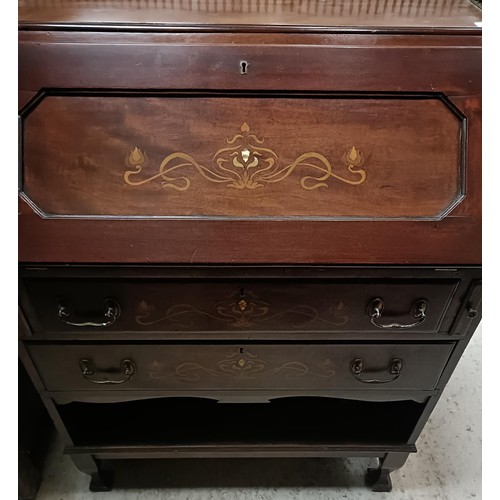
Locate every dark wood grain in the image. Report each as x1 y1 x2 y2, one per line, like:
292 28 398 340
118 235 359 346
17 202 482 263
28 342 453 391
18 265 479 342
22 93 463 219
18 32 481 97
17 0 482 493
18 26 481 265
18 0 482 33
21 275 460 335
67 444 416 459
448 95 482 216
18 362 52 500
47 388 437 405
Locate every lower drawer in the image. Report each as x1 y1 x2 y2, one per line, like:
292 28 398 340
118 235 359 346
28 343 453 392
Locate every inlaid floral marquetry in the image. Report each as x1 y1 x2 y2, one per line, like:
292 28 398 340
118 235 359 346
124 123 367 191
135 290 349 329
148 348 336 382
24 95 463 219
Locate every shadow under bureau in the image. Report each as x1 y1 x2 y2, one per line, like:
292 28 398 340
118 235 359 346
18 0 482 493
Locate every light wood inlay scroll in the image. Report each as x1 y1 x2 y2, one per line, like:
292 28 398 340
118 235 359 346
149 348 336 382
134 291 349 329
124 123 367 191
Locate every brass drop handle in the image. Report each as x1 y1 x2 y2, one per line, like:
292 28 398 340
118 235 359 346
58 299 120 327
80 358 136 385
350 358 403 384
367 298 428 329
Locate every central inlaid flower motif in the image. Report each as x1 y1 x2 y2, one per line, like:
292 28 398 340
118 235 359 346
212 122 279 189
124 122 367 191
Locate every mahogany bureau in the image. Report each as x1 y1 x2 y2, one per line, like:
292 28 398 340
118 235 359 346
18 0 482 493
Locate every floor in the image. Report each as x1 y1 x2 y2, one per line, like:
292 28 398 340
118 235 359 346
36 326 481 500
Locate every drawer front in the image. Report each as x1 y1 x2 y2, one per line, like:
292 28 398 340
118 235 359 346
23 94 463 220
22 278 459 335
28 343 453 392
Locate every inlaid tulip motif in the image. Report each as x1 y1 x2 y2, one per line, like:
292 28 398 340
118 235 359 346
124 123 367 191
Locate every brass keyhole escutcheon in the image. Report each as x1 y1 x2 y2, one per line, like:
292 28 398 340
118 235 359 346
240 60 248 75
241 148 251 162
238 287 247 311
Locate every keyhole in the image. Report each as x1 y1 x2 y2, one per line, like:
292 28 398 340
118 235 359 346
239 347 244 354
240 61 248 75
239 287 246 297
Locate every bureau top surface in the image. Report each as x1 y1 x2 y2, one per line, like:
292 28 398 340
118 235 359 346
18 0 482 33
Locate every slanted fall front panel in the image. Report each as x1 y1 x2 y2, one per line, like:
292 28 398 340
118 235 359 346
22 94 462 220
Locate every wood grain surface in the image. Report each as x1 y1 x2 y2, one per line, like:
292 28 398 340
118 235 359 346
18 0 482 32
27 342 454 391
17 1 483 492
22 93 463 219
17 6 481 265
21 275 460 335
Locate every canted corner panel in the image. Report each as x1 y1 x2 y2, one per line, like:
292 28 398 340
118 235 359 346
20 92 465 220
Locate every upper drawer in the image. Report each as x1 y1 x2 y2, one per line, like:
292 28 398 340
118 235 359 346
18 31 481 97
21 276 460 338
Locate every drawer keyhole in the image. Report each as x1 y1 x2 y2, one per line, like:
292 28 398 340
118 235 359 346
240 61 248 75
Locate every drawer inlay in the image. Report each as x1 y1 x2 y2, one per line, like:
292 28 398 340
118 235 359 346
27 342 455 392
22 275 460 335
135 292 349 329
124 123 367 191
148 348 336 382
